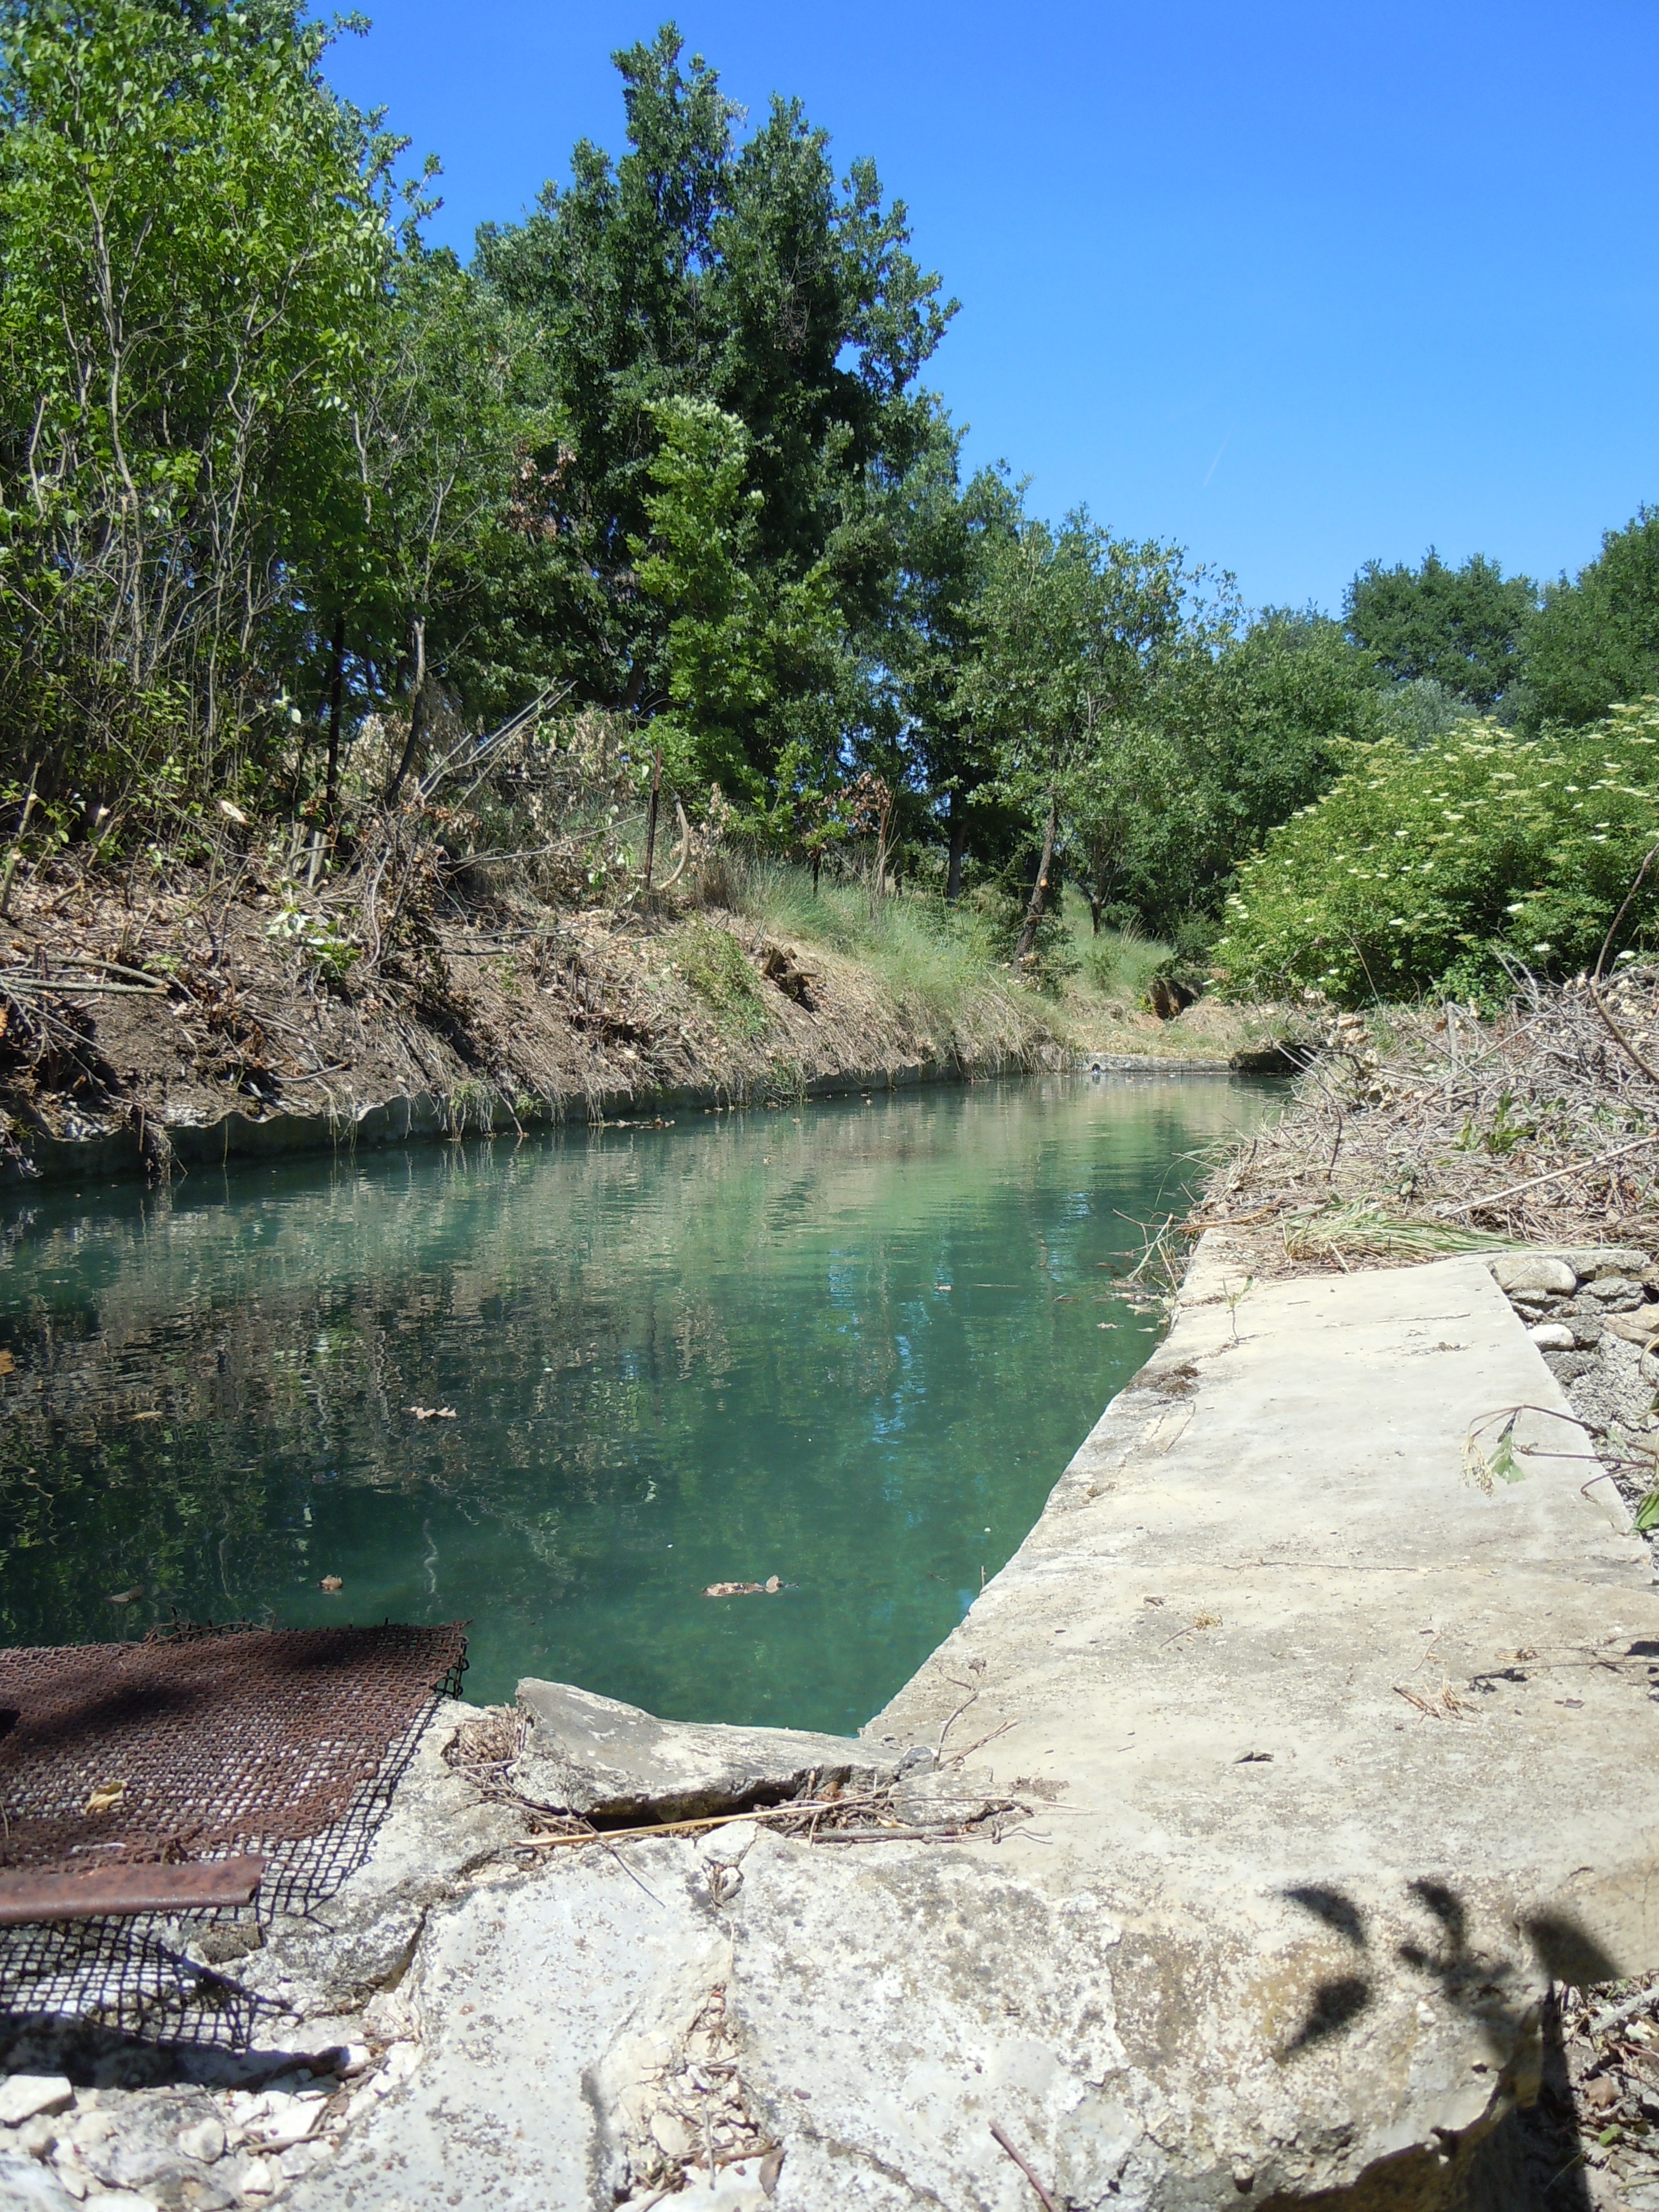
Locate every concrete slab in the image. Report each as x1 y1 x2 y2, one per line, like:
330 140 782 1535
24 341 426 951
285 1242 1659 2209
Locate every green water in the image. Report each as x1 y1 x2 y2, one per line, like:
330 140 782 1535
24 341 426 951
0 1075 1273 1733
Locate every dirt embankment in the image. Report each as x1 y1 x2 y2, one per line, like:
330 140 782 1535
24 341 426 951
0 872 1071 1182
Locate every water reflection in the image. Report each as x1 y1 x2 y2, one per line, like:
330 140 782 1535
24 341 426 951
0 1075 1275 1730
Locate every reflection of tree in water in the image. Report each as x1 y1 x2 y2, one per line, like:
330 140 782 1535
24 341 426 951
0 1080 1275 1709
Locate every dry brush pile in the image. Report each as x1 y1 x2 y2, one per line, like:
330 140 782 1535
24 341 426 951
1189 962 1659 1272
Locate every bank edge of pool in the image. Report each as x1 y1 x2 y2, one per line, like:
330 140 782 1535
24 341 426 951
1 1045 1258 1187
255 1230 1659 2212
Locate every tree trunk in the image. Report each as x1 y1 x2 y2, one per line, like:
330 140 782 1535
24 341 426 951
324 613 346 828
1089 895 1102 935
945 794 967 902
384 616 429 806
1013 792 1059 967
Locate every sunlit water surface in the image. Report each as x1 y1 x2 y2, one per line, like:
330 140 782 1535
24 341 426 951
0 1075 1275 1732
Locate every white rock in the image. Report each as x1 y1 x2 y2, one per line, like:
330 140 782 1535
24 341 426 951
0 2147 82 2207
0 2077 75 2127
335 2045 373 2077
240 2155 279 2196
1493 1252 1579 1295
1529 1322 1577 1350
247 2100 322 2152
81 2193 161 2212
174 2117 225 2164
16 2115 60 2159
697 1820 759 1867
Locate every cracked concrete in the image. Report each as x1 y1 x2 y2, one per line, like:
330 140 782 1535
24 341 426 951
13 1236 1659 2208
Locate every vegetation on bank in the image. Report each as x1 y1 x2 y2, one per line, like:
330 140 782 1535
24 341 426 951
3 2 1658 1031
1215 700 1659 1006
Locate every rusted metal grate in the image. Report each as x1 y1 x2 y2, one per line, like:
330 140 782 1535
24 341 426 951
0 1622 466 2051
0 1620 467 1875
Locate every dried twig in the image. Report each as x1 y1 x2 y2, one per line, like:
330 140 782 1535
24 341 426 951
990 2122 1060 2212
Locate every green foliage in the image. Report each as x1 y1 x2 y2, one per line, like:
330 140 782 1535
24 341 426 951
1344 550 1537 711
631 397 853 802
1128 610 1380 932
1213 703 1659 1005
474 25 950 713
1523 509 1659 733
0 0 396 804
674 918 770 1034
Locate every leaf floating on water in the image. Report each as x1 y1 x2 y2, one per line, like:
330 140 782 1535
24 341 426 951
86 1780 126 1814
765 1575 780 1594
407 1405 457 1421
130 1409 164 1421
319 1575 344 1592
704 1577 784 1598
107 1586 144 1606
0 1349 13 1374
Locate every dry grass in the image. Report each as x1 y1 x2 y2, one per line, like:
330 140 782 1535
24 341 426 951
1188 963 1659 1273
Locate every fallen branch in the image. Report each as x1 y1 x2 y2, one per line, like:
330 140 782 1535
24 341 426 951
1434 1132 1659 1217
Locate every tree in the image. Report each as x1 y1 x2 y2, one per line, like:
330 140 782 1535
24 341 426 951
959 516 1188 964
883 423 1022 897
1130 610 1381 931
1523 508 1659 731
630 396 854 803
475 23 952 739
1344 550 1536 712
0 0 396 810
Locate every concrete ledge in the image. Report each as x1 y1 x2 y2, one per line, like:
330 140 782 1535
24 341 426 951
284 1241 1659 2208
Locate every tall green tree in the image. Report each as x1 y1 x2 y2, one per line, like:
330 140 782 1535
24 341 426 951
475 23 952 731
1343 549 1536 712
0 0 396 809
884 424 1023 897
1523 508 1659 731
959 515 1188 963
630 396 854 802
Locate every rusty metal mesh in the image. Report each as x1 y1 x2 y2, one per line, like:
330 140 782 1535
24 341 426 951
0 1621 466 2050
0 1620 467 1874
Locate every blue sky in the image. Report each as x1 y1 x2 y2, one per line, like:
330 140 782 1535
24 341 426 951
324 2 1659 618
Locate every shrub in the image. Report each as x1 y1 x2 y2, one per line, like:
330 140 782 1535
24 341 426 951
1213 704 1659 1006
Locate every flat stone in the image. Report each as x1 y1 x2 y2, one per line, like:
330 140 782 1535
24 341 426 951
0 2078 74 2126
1557 1246 1653 1280
514 1679 909 1821
0 2153 83 2210
1491 1252 1579 1294
698 1819 761 1867
1529 1322 1576 1349
1603 1309 1659 1345
1582 1275 1649 1309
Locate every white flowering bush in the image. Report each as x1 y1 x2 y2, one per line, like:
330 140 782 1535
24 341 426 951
1213 702 1659 1005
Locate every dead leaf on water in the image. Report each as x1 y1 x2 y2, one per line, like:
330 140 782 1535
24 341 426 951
85 1780 126 1814
704 1577 784 1598
0 1350 14 1375
130 1410 164 1421
407 1406 457 1420
319 1575 344 1592
107 1586 144 1606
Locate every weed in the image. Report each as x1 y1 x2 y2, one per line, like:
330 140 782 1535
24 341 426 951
676 921 770 1037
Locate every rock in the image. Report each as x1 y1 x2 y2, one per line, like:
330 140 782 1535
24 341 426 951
0 2148 82 2208
514 1679 909 1822
0 2077 75 2126
81 2194 161 2212
15 2116 60 2160
1559 1246 1653 1280
1529 1322 1577 1350
1582 1275 1649 1310
698 1820 760 1868
1603 1309 1659 1346
1492 1252 1579 1295
174 2119 224 2164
